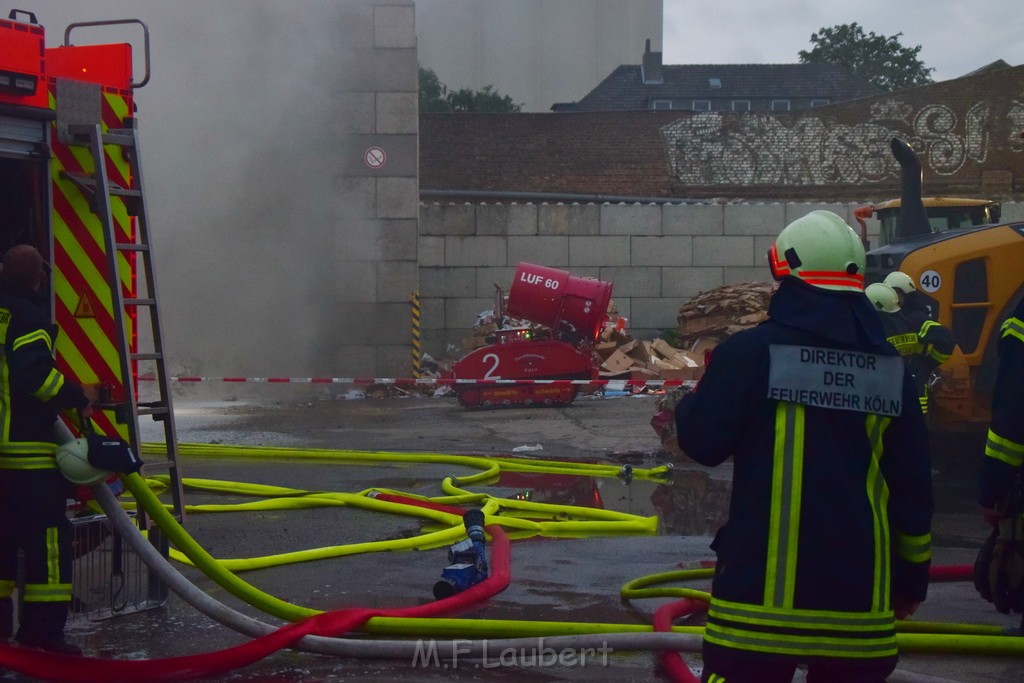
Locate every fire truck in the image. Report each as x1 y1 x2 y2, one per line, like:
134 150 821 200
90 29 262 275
1 8 182 618
1 8 177 456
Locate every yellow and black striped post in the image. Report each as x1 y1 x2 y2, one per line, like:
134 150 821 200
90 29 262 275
411 291 422 378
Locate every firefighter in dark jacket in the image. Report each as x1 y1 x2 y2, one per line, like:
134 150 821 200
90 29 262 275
979 297 1024 518
884 271 934 329
975 297 1024 616
0 244 91 655
675 211 933 683
866 282 956 415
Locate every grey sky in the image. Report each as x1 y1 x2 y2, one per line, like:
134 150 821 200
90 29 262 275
663 0 1023 82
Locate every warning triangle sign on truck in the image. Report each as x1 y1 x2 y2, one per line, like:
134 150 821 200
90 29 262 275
74 291 97 318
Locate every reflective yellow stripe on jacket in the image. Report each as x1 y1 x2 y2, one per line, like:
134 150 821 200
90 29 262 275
11 328 64 401
0 310 59 467
703 403 898 659
1003 316 1024 345
918 321 951 364
983 316 1024 467
865 413 892 612
896 531 933 564
705 597 899 658
22 528 71 603
11 327 52 352
986 429 1024 468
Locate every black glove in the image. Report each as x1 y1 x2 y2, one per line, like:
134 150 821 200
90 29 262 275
974 529 997 603
975 519 1024 614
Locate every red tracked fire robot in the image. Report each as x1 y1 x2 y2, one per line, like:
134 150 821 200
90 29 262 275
448 263 613 409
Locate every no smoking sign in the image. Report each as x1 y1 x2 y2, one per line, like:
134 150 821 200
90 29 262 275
364 146 387 169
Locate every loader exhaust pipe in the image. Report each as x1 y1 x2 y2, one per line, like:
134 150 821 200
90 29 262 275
891 137 931 240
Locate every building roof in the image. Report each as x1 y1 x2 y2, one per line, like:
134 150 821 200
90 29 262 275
570 61 883 111
959 59 1013 77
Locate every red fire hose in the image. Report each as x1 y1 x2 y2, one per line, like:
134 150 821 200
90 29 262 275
0 503 505 682
653 598 707 683
644 562 973 683
929 564 973 582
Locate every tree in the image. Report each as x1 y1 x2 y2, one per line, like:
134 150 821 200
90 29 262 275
418 66 451 113
798 23 934 92
418 66 522 113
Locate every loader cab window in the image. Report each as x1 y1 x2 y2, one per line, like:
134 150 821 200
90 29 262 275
927 207 996 232
952 258 988 354
879 204 1002 244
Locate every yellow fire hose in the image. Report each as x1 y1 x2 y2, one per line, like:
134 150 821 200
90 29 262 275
118 442 1024 658
619 567 1024 655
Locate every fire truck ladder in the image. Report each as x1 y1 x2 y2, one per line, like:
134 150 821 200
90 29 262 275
61 122 185 524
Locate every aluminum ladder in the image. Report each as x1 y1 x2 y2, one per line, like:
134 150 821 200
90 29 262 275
61 121 185 524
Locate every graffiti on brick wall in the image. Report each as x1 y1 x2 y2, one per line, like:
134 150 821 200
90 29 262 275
1011 97 1024 153
661 98 1019 185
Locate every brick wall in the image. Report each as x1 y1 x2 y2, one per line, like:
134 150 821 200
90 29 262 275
421 65 1024 203
662 66 1024 199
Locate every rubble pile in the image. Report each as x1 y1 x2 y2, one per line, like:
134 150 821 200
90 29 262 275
588 300 707 383
460 308 544 352
594 283 775 382
446 282 776 388
675 282 774 348
593 327 707 383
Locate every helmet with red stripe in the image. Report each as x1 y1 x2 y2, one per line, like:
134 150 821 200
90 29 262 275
768 210 865 293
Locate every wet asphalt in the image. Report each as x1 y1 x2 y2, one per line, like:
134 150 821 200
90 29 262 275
4 385 1023 682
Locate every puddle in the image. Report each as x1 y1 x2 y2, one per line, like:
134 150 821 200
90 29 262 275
493 468 730 537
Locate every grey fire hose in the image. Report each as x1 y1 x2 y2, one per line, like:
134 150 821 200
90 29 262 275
52 415 698 660
87 483 961 682
89 481 704 658
50 415 952 680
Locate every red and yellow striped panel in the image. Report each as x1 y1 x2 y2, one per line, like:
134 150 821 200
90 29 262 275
49 86 137 441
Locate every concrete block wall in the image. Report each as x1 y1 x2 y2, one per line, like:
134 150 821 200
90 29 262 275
419 200 885 359
335 0 419 377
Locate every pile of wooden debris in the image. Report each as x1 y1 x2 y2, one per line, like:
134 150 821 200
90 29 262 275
450 282 776 385
595 282 775 381
594 328 708 382
675 281 774 348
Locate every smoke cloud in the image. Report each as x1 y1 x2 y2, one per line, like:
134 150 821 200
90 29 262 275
40 0 375 377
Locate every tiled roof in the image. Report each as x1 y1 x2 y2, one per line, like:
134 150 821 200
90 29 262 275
960 59 1012 77
572 62 883 110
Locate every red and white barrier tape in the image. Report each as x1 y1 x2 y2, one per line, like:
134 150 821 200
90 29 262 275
138 376 696 388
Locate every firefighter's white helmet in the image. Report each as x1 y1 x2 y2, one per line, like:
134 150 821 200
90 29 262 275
866 283 901 313
55 438 108 485
884 271 916 294
768 210 865 292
